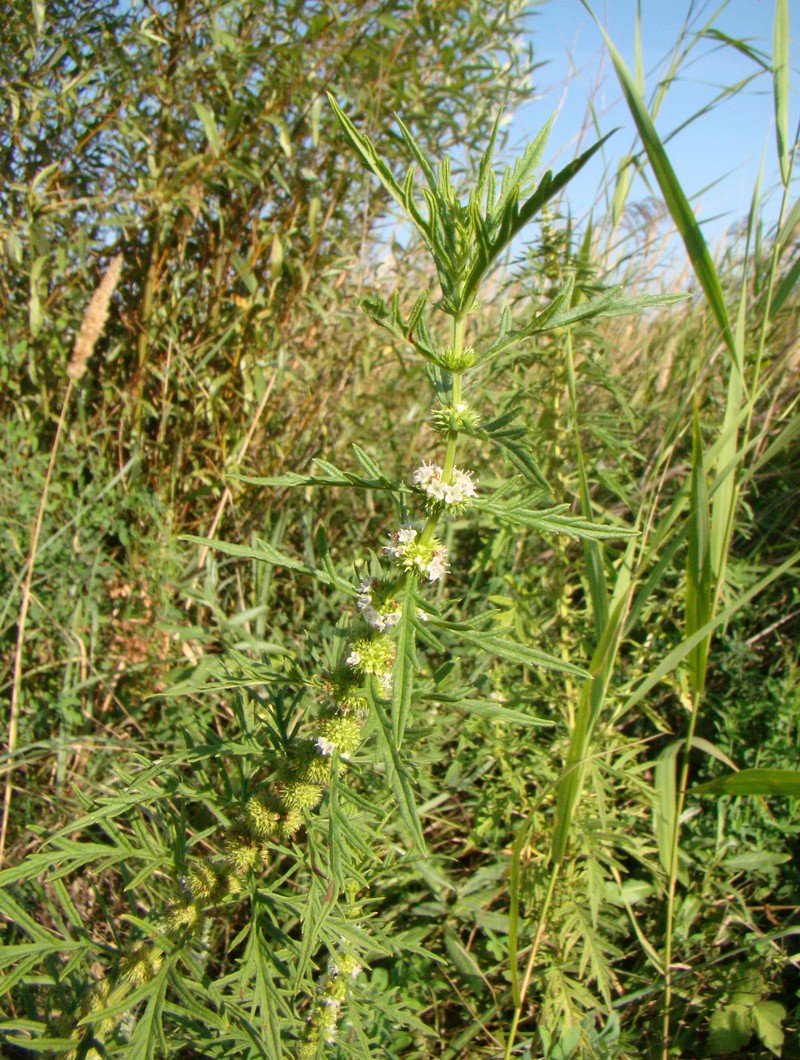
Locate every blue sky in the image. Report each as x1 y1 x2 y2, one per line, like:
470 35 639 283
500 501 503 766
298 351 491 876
512 0 796 247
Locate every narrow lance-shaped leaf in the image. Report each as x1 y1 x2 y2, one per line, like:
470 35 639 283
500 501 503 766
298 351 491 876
460 133 613 313
773 0 790 186
392 578 418 745
566 332 609 637
686 406 713 697
368 684 426 851
181 534 357 596
458 628 590 680
550 584 631 866
654 741 681 877
585 5 740 366
691 768 800 797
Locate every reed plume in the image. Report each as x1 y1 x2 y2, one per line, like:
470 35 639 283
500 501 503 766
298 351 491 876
66 254 123 382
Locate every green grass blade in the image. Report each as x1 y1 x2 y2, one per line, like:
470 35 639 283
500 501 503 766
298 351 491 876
773 0 790 186
686 406 713 696
586 5 738 365
691 768 800 797
654 741 681 877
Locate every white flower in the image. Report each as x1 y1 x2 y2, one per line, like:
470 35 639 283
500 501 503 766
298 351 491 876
444 467 478 504
411 461 441 488
412 463 477 507
425 546 449 581
316 736 336 756
385 526 449 582
346 648 361 668
383 524 418 558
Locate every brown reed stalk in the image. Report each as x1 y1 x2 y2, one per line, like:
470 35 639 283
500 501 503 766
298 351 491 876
0 255 123 864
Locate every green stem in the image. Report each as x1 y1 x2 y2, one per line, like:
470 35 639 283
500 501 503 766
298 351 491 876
661 693 701 1058
420 314 466 545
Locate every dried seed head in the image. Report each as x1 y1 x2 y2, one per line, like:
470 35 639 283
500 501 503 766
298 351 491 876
67 254 123 382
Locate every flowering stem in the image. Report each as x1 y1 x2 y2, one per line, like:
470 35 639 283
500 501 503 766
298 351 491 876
442 315 466 478
419 314 467 548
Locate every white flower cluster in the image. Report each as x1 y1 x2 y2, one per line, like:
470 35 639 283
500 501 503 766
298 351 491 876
383 524 448 581
356 578 401 631
412 461 477 506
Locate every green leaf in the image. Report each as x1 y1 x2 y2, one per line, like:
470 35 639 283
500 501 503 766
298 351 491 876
752 1000 786 1055
769 248 800 317
654 741 680 877
127 960 171 1059
588 7 739 365
460 132 614 312
709 1003 754 1054
444 929 486 994
458 629 590 680
475 497 638 542
430 695 550 728
368 684 425 851
691 768 800 797
192 102 221 156
180 534 356 596
773 0 790 186
686 405 713 695
621 550 800 716
392 580 418 745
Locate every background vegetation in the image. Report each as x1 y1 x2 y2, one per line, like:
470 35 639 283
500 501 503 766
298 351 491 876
1 0 798 1057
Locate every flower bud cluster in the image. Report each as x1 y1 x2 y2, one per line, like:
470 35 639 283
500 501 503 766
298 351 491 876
439 344 476 371
298 951 363 1057
120 941 163 987
346 633 396 676
431 401 481 434
357 577 402 630
383 524 448 581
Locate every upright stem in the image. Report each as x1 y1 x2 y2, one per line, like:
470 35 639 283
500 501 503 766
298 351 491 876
442 314 465 479
1 382 75 863
661 693 701 1058
420 313 465 547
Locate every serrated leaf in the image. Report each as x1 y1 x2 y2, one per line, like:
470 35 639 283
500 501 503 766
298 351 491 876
368 684 425 851
180 534 356 595
459 629 589 679
430 695 550 727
